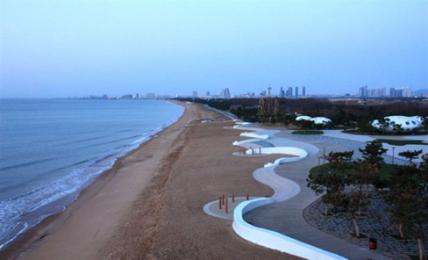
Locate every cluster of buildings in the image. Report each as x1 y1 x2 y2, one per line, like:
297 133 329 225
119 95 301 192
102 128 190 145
358 86 413 98
194 88 232 99
194 86 308 99
279 86 306 98
88 85 421 101
88 93 169 100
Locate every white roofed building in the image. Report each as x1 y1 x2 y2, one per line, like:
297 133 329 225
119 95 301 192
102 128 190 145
371 115 423 132
295 115 332 126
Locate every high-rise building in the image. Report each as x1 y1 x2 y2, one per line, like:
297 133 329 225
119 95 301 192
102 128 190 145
192 91 198 98
376 88 386 97
279 87 285 98
358 86 390 98
286 87 293 97
390 88 402 97
267 85 272 97
359 85 368 98
402 88 412 98
295 87 299 97
220 88 231 98
206 91 210 97
302 86 306 97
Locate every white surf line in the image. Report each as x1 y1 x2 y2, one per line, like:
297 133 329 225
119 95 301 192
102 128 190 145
231 124 347 260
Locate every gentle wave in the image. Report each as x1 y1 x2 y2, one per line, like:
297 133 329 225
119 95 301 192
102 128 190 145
0 158 57 171
77 135 143 149
0 107 183 251
0 130 158 250
53 135 111 146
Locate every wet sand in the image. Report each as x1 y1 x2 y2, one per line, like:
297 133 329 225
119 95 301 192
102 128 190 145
3 102 296 259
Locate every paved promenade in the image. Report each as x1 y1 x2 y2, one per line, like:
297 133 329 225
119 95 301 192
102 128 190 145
244 130 390 259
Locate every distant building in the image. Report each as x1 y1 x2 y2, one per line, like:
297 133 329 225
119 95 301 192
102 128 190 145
302 86 306 97
402 87 412 98
390 88 403 98
359 86 368 98
267 85 272 97
220 88 231 99
359 86 389 98
286 87 293 97
259 90 267 97
121 94 133 99
279 87 285 98
237 92 256 98
295 86 299 97
359 86 412 98
146 93 156 99
206 91 210 97
192 91 198 98
376 88 386 97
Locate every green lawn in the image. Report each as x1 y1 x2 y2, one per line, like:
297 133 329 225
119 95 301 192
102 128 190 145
343 129 428 136
291 130 324 135
309 163 398 188
376 139 428 146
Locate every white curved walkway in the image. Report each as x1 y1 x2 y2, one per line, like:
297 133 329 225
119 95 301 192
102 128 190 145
231 124 346 260
252 166 300 202
229 123 391 259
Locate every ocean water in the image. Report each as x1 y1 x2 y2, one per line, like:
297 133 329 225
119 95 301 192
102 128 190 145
0 99 183 250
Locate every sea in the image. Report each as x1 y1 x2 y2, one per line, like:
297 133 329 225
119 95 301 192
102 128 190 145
0 99 184 250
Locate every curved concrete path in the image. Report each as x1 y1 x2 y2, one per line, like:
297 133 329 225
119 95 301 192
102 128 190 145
243 129 390 260
231 126 346 259
253 166 300 203
231 124 389 259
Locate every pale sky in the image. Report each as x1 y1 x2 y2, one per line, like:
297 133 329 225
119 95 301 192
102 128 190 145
0 0 427 98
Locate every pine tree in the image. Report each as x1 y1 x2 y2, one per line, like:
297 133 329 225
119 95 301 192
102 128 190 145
359 141 387 168
399 150 423 165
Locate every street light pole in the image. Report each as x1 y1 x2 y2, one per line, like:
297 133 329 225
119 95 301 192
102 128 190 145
392 146 395 165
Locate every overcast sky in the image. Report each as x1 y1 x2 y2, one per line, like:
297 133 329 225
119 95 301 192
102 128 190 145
1 0 427 98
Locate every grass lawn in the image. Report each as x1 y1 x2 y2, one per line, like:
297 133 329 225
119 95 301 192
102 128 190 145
376 139 428 146
343 129 428 136
291 130 324 135
309 163 398 187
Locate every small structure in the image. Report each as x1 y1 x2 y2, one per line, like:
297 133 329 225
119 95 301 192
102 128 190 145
371 115 423 132
295 115 332 126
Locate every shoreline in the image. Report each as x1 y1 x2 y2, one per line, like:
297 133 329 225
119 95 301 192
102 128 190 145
3 102 296 259
0 100 187 259
99 104 294 259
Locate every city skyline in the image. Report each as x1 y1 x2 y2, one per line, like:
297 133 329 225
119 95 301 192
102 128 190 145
1 1 427 98
83 84 427 100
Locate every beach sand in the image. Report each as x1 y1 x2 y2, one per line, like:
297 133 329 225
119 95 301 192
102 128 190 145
3 102 296 259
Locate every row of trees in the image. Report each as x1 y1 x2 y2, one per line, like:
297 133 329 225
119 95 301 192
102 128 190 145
181 97 428 133
307 141 428 259
257 98 280 123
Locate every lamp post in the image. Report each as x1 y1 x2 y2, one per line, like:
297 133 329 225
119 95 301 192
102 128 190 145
392 146 396 165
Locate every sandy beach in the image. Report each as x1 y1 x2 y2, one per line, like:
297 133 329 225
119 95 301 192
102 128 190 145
2 102 295 260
